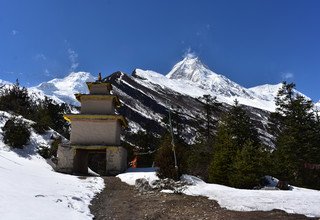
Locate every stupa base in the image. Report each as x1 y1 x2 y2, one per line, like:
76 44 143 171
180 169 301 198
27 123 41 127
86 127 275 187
56 144 127 175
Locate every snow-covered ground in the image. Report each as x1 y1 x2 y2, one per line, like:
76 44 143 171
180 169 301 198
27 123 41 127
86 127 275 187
117 170 320 218
0 112 104 220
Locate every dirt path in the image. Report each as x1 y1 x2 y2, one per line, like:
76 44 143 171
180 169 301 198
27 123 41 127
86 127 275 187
90 177 311 220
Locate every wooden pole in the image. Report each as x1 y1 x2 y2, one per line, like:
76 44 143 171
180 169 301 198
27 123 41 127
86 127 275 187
168 105 178 173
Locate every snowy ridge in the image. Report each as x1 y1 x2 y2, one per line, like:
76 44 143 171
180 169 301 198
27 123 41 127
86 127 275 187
249 83 310 102
30 72 96 106
0 79 12 86
133 68 277 112
133 56 318 112
248 83 283 102
3 56 314 113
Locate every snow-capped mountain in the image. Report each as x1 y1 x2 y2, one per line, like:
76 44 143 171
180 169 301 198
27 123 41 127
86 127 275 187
248 83 283 102
108 71 274 146
132 57 279 112
29 72 96 106
0 79 12 86
166 56 254 99
0 56 317 147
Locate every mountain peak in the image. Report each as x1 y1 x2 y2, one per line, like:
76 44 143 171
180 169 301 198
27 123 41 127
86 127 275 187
166 56 211 82
181 54 199 63
51 71 95 83
31 71 96 106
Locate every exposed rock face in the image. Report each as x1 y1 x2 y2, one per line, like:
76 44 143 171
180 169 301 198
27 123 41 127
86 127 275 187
106 71 274 148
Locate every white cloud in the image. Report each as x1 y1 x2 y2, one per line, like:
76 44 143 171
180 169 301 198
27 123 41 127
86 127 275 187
67 48 79 71
281 72 294 80
44 69 52 77
34 53 47 61
11 30 19 36
183 48 197 59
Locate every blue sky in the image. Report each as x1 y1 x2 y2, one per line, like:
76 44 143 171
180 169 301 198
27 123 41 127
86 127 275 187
0 0 319 101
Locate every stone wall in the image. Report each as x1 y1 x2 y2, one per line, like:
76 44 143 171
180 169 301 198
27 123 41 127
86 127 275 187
70 120 121 145
89 85 111 95
81 99 115 115
106 146 127 175
56 144 74 173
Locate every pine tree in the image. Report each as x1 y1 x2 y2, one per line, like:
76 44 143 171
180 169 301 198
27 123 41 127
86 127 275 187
271 82 320 188
209 125 235 185
186 95 221 181
187 140 212 181
224 100 260 148
32 97 70 137
229 140 265 189
198 94 221 144
0 83 32 117
209 100 266 188
154 132 187 180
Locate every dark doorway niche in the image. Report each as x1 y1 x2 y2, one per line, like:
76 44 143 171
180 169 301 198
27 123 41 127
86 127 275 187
88 150 107 175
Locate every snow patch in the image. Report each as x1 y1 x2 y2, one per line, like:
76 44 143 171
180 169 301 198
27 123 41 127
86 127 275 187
118 171 320 218
0 111 104 219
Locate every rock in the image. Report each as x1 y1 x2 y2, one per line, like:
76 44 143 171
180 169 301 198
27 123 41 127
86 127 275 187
135 178 152 192
276 180 292 190
150 178 190 194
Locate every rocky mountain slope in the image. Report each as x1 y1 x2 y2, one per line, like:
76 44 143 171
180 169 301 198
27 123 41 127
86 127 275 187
106 70 274 147
1 56 316 148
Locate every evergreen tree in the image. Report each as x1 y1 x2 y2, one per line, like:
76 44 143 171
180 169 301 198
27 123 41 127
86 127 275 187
198 94 221 144
0 84 70 138
2 117 31 148
186 140 211 181
186 95 221 181
154 132 187 180
32 97 70 137
208 125 235 185
0 83 32 117
209 100 266 188
155 105 188 180
224 100 260 148
271 82 320 188
229 140 266 189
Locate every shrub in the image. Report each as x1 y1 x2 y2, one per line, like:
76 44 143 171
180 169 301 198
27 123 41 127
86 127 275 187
31 121 48 134
37 137 61 159
2 117 30 148
0 84 32 117
154 133 187 180
186 141 213 181
50 137 61 157
37 146 51 159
